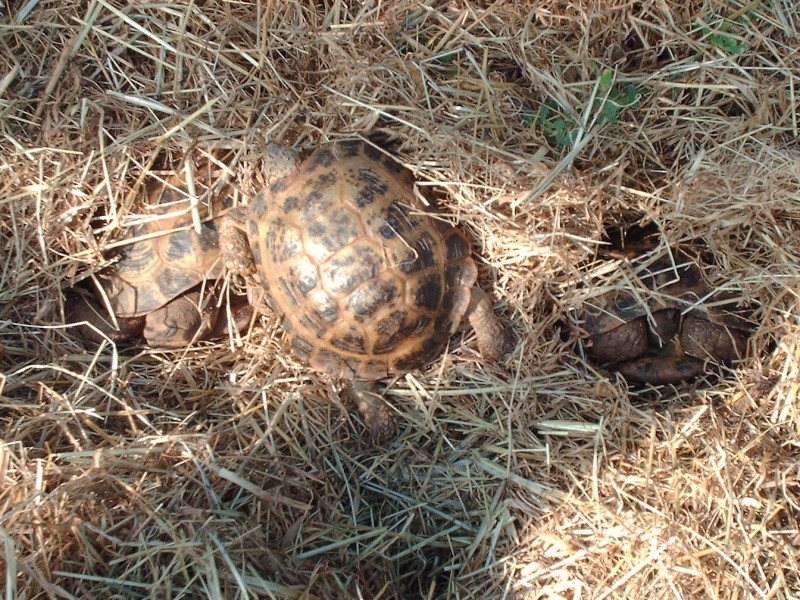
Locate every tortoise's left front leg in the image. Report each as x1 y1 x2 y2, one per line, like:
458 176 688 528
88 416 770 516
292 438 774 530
218 208 271 311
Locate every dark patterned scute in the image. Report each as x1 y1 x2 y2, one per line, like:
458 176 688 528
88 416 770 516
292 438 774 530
198 222 220 251
291 335 315 361
250 192 268 218
166 230 195 260
444 230 470 261
346 279 399 320
414 274 443 310
393 337 442 373
157 266 205 299
249 141 478 380
289 258 318 296
282 195 299 212
414 232 439 268
331 328 368 353
308 148 336 170
266 218 302 263
322 245 382 295
297 190 337 225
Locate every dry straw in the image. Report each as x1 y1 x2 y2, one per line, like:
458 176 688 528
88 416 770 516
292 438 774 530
1 1 798 598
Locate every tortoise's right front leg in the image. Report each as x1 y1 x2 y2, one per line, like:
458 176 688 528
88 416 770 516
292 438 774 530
466 287 516 361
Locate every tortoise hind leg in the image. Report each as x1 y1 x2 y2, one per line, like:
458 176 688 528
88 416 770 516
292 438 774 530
344 380 398 445
465 287 515 361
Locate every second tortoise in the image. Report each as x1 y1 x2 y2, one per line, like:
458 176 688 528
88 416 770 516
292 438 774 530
67 158 249 348
582 250 751 384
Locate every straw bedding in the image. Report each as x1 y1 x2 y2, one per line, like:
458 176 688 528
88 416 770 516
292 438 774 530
1 1 798 598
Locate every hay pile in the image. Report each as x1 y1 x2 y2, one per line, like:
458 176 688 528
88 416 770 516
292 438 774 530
1 1 798 597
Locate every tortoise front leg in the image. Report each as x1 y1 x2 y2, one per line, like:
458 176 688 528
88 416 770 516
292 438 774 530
218 141 299 278
218 207 270 311
65 289 145 344
466 287 516 361
218 207 255 276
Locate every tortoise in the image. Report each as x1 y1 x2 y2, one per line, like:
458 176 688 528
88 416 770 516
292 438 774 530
67 159 251 348
582 250 752 384
221 139 515 442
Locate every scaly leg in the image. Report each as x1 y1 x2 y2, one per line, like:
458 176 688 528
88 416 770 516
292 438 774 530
345 380 398 445
466 287 515 361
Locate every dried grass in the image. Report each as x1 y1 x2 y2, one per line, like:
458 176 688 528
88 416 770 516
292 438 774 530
1 0 799 598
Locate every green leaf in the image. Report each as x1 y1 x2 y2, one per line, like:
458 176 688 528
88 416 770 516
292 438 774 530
619 84 639 106
700 24 750 55
598 69 614 93
521 110 536 128
598 100 619 125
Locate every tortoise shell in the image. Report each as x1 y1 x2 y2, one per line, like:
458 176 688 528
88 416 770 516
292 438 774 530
247 140 479 380
582 251 751 384
105 164 227 318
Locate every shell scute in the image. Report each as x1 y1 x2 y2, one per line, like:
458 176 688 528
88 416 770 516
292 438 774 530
330 328 368 354
310 211 362 254
373 311 430 355
281 195 299 212
446 261 477 288
309 291 339 325
321 244 382 296
291 335 315 361
277 276 302 307
165 229 196 261
393 336 442 373
288 257 319 296
197 222 221 252
413 273 443 311
444 229 471 261
384 200 417 236
265 218 302 263
250 192 268 218
346 279 400 321
413 231 439 268
292 190 335 225
306 148 336 171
